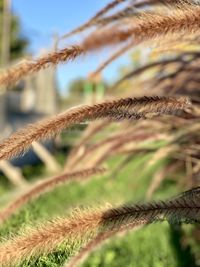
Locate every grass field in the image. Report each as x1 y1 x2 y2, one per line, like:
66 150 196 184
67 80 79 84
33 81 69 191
0 150 197 267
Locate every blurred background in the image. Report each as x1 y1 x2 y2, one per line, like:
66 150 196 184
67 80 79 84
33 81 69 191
0 0 136 180
0 0 112 171
0 1 200 266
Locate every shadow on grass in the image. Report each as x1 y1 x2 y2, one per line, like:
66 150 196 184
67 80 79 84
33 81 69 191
169 224 197 267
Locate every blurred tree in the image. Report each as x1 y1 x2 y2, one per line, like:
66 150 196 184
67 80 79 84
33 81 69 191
68 77 107 102
0 0 28 62
59 78 85 108
68 78 85 97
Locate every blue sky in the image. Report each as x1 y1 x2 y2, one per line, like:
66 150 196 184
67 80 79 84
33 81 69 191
12 0 130 95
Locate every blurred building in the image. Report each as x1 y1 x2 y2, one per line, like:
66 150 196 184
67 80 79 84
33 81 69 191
1 66 58 166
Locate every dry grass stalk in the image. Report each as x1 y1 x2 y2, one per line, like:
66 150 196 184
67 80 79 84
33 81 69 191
65 120 110 170
82 7 200 52
66 129 145 170
0 7 200 86
147 163 181 200
146 145 178 168
61 0 195 40
147 168 168 200
73 132 166 170
0 46 83 86
0 96 189 161
61 0 127 39
0 1 199 266
65 220 145 267
112 52 200 89
0 167 106 224
0 188 200 266
90 41 135 78
0 208 106 266
92 133 170 167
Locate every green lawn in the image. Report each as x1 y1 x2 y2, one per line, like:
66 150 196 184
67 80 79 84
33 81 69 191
0 152 198 267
